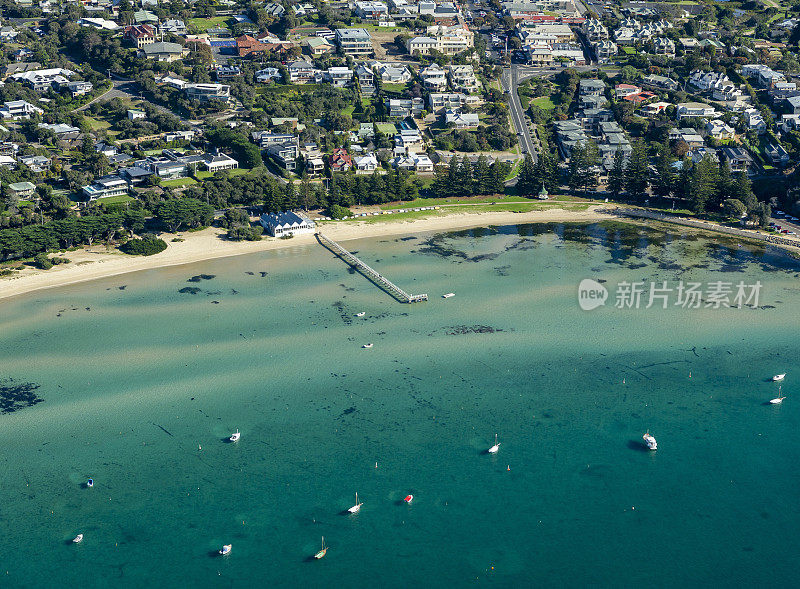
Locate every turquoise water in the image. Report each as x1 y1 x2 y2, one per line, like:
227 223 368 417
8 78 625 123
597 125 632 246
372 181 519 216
1 222 799 588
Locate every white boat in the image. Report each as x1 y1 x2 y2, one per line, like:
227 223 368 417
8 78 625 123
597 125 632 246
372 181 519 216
72 534 83 543
87 479 93 488
229 430 241 442
314 536 327 559
348 492 363 514
488 433 500 454
355 312 366 317
773 373 786 382
442 293 455 298
403 494 413 504
362 343 373 349
219 544 232 556
770 386 786 404
643 431 657 450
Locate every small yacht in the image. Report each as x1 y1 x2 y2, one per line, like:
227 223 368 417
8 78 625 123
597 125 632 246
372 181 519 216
72 534 83 543
314 537 327 559
229 430 241 443
87 479 93 488
404 494 414 504
773 373 786 382
362 343 373 349
488 433 500 454
348 492 363 514
355 312 366 317
442 293 455 298
643 431 657 450
219 544 232 556
770 386 786 404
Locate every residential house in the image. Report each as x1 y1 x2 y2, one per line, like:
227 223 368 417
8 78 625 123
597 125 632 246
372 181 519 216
593 39 618 62
127 109 146 121
326 66 353 88
447 65 480 93
719 146 754 174
260 211 315 237
669 128 705 148
641 101 671 117
11 68 74 91
706 119 735 140
330 148 353 172
252 131 296 149
202 153 238 173
38 122 80 137
651 37 675 56
445 110 480 129
420 63 448 91
386 97 423 118
393 129 424 155
406 36 437 55
355 153 379 171
614 83 641 99
428 92 474 113
18 155 50 173
688 70 731 92
355 1 389 19
740 108 766 134
0 26 19 41
336 28 373 56
579 79 605 96
184 83 231 103
641 74 678 91
123 25 155 48
764 143 790 167
160 19 186 34
304 37 335 56
741 64 786 89
62 80 93 97
82 176 129 201
366 61 412 83
133 10 159 25
1 101 43 119
77 18 120 31
95 142 117 157
8 181 36 198
288 60 318 84
215 65 241 80
267 139 300 171
139 42 184 62
583 18 608 42
676 102 717 120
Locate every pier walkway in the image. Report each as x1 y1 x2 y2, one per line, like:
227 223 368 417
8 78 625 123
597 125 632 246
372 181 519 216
316 232 427 303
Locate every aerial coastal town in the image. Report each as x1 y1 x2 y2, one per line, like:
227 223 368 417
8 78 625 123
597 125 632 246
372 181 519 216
1 0 800 271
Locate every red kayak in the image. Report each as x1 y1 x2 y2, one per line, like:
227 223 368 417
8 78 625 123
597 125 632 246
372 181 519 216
404 494 413 504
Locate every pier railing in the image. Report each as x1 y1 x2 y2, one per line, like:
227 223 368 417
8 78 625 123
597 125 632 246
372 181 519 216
316 232 427 303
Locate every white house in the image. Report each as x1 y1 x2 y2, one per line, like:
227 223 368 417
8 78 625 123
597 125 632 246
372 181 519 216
259 211 316 237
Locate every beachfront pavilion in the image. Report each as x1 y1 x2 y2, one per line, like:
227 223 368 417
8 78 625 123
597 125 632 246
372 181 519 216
259 211 316 237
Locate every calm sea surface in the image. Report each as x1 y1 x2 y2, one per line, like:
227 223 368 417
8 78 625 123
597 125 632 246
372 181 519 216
1 222 799 588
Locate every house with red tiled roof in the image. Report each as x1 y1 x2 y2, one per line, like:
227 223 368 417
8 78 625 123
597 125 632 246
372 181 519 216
623 90 657 105
329 147 353 172
236 35 298 58
123 25 155 48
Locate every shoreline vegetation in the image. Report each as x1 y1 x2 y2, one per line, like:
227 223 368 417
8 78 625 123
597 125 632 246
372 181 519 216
1 204 798 302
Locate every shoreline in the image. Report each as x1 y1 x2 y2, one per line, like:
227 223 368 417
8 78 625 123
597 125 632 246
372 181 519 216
0 207 613 302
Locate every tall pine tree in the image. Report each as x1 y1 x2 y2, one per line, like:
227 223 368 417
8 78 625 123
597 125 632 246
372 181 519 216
652 142 675 199
473 154 491 195
689 154 719 214
624 141 649 200
607 149 625 197
516 153 537 197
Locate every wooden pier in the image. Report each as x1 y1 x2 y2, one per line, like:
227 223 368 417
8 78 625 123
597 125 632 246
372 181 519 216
316 232 427 303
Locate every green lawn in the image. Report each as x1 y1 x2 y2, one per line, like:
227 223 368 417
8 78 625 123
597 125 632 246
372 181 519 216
195 167 251 180
160 178 197 188
98 194 135 205
85 116 111 131
188 16 231 31
530 96 556 110
342 104 356 117
382 83 408 94
622 47 636 55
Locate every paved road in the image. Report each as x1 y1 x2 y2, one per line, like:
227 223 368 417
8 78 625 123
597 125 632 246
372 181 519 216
501 65 537 163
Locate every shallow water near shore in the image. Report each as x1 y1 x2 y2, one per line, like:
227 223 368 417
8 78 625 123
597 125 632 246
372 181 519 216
1 222 800 587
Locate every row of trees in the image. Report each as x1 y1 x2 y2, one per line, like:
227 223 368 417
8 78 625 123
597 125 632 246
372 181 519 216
431 155 511 198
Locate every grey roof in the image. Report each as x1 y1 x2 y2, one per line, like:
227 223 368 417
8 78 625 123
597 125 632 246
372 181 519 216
143 42 183 55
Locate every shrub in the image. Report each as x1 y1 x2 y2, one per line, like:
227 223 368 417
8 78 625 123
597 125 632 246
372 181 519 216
227 225 263 241
326 204 353 219
120 237 168 256
33 253 53 270
51 257 70 265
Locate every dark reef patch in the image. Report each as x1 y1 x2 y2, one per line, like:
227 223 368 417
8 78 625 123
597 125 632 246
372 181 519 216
0 378 43 414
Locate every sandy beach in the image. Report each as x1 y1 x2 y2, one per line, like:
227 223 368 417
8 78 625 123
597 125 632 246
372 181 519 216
0 206 614 301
